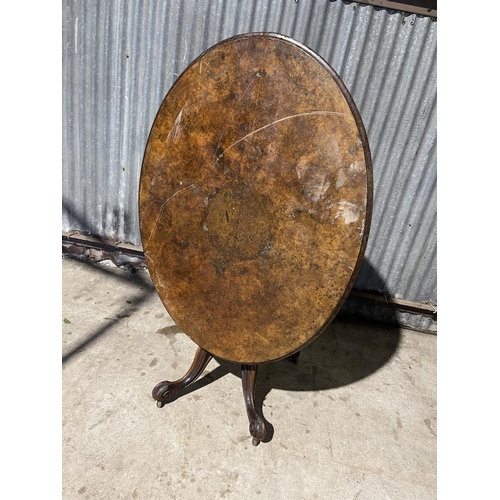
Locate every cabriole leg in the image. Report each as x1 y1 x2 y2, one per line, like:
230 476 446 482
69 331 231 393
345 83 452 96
152 346 213 407
241 364 267 446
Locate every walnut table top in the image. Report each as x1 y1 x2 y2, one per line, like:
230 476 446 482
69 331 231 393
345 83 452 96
139 33 372 364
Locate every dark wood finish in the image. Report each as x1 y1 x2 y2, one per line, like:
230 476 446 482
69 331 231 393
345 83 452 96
141 33 372 444
139 33 372 365
287 351 301 364
241 364 266 446
152 346 213 407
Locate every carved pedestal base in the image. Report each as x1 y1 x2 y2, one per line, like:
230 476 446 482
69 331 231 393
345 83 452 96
153 346 274 445
153 346 303 445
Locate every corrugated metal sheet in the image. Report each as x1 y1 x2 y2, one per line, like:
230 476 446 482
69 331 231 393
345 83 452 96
62 0 437 331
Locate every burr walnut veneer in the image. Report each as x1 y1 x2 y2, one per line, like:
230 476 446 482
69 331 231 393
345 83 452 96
139 33 372 445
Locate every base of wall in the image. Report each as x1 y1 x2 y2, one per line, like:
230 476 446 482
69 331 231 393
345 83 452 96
62 231 437 334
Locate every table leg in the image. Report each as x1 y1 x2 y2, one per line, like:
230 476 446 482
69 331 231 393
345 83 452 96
287 351 301 364
241 364 267 446
152 346 213 407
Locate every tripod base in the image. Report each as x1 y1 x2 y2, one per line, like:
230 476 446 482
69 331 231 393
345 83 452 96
154 346 290 445
153 346 302 445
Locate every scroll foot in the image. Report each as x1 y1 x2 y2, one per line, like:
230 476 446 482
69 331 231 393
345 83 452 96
241 364 267 446
152 346 213 406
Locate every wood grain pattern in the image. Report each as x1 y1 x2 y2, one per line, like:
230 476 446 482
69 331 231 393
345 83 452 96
139 33 372 363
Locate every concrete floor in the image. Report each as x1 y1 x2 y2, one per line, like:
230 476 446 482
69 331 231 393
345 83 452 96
62 256 436 500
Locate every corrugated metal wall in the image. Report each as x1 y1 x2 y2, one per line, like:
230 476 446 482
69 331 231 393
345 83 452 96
62 0 437 332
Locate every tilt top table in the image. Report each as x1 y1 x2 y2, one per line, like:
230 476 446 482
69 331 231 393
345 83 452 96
139 32 372 445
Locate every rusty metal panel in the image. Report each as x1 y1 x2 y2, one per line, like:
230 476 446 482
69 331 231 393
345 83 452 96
62 0 437 331
354 0 436 18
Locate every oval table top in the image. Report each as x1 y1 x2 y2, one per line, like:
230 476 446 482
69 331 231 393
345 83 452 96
139 33 372 364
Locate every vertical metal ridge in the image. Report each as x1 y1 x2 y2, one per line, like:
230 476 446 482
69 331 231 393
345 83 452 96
62 0 437 331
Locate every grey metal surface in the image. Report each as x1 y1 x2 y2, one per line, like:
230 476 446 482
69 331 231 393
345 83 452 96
62 0 437 331
354 0 436 18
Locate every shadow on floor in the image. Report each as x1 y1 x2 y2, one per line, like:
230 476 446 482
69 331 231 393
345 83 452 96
63 251 400 443
62 255 156 364
156 318 400 443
